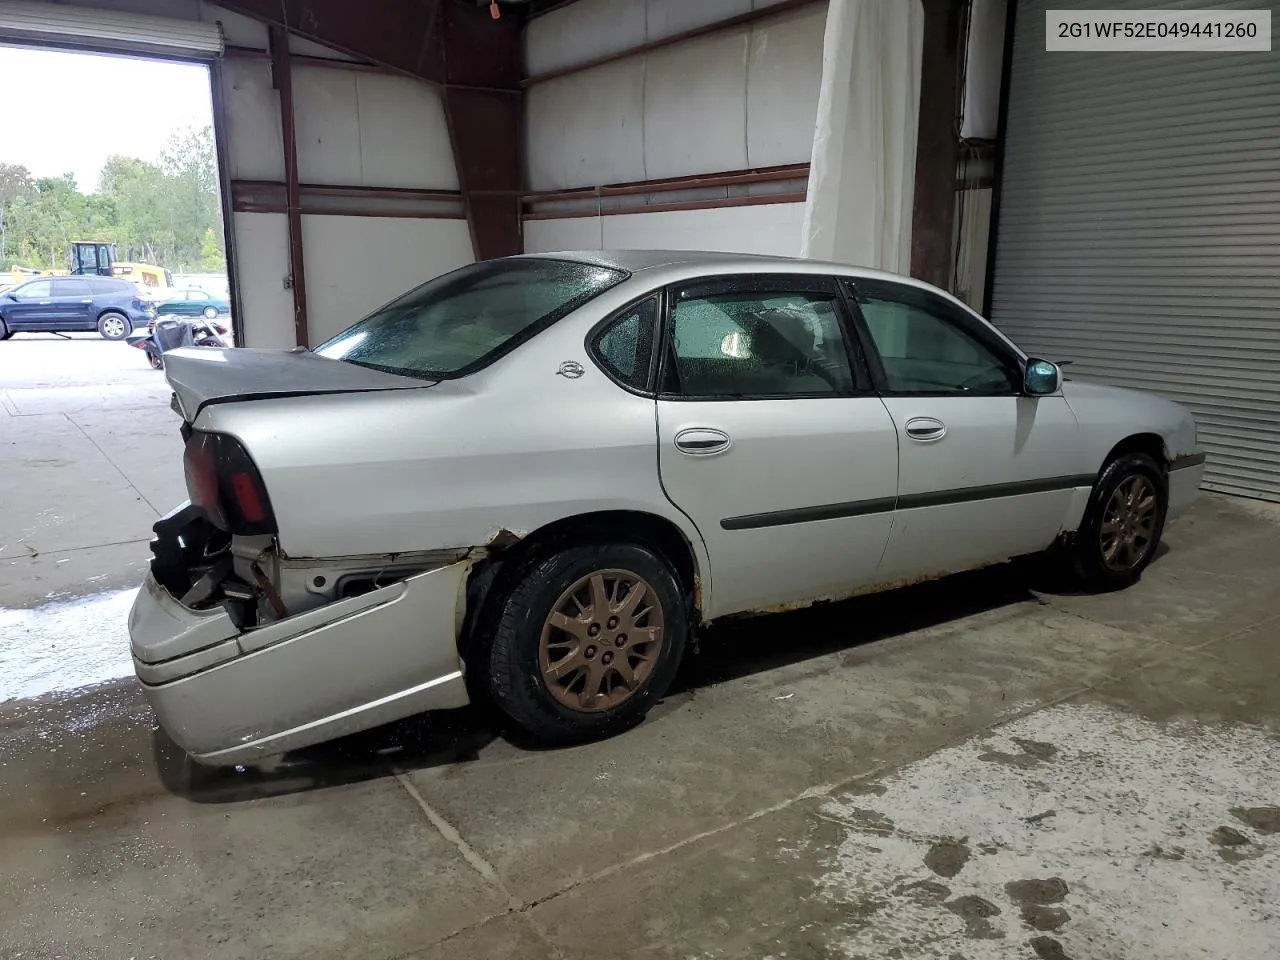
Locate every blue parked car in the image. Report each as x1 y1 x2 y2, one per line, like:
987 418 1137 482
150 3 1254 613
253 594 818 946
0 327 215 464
0 276 155 341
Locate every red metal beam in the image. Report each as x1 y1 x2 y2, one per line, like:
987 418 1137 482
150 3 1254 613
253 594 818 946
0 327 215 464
524 192 809 221
442 86 523 259
223 0 524 262
521 163 811 204
910 0 964 289
217 0 446 82
269 26 310 348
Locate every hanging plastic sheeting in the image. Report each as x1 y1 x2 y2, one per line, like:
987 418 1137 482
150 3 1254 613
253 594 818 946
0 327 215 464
800 0 923 272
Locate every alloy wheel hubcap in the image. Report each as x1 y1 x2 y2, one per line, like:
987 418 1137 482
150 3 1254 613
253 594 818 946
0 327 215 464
538 569 665 712
104 317 124 337
1100 475 1157 571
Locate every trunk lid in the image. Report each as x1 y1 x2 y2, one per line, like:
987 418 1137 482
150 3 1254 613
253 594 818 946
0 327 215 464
164 347 432 421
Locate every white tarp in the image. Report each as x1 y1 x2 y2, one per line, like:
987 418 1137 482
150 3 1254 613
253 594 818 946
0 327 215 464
800 0 923 271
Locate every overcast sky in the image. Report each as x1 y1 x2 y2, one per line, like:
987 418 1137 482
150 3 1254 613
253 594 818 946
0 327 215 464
0 46 214 192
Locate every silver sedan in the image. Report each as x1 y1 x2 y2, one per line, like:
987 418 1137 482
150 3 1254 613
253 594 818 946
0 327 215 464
129 251 1204 764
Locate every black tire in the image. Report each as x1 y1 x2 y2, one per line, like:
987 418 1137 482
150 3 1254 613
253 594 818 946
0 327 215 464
0 317 11 340
147 348 164 370
97 311 131 341
202 305 218 319
1071 452 1168 591
488 542 688 745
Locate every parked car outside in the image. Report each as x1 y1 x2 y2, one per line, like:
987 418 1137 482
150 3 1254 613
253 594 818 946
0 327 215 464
155 288 231 320
0 275 155 340
129 251 1205 766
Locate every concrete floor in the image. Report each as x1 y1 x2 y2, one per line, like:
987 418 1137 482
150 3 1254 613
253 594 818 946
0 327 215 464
3 334 1280 960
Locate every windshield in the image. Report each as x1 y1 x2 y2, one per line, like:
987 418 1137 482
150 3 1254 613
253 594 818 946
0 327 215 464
314 258 628 380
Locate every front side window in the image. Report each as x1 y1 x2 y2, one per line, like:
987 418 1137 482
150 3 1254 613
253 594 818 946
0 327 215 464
316 258 628 380
592 297 658 391
849 279 1019 395
662 287 855 398
16 281 51 300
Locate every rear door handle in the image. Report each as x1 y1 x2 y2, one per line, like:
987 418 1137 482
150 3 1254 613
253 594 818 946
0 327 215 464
904 417 947 442
674 427 731 456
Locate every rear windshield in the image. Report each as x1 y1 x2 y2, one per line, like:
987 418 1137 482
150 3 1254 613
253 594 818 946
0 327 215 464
314 258 628 380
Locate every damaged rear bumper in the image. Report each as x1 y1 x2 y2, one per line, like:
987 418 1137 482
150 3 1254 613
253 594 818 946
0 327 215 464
130 554 471 767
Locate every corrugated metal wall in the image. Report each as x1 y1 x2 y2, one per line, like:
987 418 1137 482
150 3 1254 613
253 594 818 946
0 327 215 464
990 0 1280 501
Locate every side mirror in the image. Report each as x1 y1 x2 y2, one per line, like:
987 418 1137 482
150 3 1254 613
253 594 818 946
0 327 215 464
1023 358 1062 396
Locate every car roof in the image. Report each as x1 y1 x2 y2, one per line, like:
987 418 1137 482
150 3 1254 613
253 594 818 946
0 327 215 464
516 249 940 290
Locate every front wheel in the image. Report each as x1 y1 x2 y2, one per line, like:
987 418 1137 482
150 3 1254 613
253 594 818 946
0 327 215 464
146 347 163 370
487 542 688 744
1071 452 1168 591
98 312 131 341
0 316 11 340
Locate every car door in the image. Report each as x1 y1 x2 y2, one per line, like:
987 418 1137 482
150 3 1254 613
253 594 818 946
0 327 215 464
3 280 55 330
655 274 899 619
843 278 1084 581
51 278 94 330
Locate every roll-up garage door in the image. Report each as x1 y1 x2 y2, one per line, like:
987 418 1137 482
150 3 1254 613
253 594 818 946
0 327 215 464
0 2 224 60
989 0 1280 501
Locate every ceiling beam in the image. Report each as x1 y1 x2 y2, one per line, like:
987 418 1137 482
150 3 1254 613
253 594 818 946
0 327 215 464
219 0 523 262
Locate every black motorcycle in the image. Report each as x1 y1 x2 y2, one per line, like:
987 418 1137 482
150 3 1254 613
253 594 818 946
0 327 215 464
127 316 228 369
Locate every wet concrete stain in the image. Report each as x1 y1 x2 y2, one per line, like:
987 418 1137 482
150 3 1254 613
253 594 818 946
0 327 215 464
978 737 1059 770
1231 805 1280 834
0 589 137 702
895 879 950 905
1023 808 1057 825
1146 843 1186 861
843 807 896 836
1020 904 1071 932
1004 877 1070 906
924 838 971 878
1211 825 1263 864
1031 935 1074 960
942 895 1003 940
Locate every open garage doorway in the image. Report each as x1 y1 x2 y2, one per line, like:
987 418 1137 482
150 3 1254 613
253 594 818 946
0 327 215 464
0 45 232 398
0 31 232 624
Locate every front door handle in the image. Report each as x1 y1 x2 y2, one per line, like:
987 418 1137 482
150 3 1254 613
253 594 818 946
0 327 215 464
674 427 731 456
904 417 947 442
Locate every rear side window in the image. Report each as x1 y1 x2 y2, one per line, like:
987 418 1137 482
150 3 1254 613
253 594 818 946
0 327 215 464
87 278 125 295
591 297 658 391
52 278 88 297
661 288 856 398
316 259 628 381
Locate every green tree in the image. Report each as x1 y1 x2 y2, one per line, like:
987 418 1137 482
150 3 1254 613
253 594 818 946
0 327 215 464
199 226 226 271
1 124 225 274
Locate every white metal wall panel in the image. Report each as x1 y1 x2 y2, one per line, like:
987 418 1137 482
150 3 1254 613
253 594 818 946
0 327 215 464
524 203 807 257
231 213 295 349
301 217 473 344
219 58 284 180
643 30 750 180
290 67 458 189
746 5 827 167
525 3 827 191
353 74 458 190
524 0 812 76
990 0 1280 501
526 57 647 189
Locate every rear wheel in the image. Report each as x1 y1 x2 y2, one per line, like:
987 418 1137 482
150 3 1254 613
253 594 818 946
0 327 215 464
202 305 218 319
98 312 130 341
146 347 163 369
1071 452 1167 590
488 542 688 744
0 317 11 340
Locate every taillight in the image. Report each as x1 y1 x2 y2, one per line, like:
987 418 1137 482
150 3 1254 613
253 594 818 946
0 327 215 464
182 432 277 535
